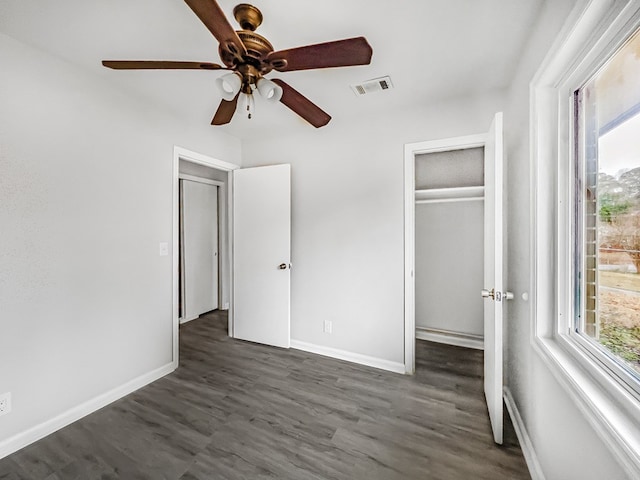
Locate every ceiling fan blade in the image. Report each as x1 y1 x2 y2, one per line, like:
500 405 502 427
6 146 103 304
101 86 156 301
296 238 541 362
211 93 240 125
184 0 246 59
102 60 225 70
267 37 372 72
272 79 331 128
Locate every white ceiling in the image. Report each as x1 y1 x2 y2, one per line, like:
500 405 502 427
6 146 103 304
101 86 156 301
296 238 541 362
0 0 544 140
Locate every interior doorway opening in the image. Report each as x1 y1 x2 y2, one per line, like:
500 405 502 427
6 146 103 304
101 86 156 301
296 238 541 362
404 113 508 445
172 147 239 365
179 174 220 322
404 133 487 374
413 146 485 351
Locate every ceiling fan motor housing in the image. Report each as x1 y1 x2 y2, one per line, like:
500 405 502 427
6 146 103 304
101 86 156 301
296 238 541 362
218 3 278 82
219 30 274 73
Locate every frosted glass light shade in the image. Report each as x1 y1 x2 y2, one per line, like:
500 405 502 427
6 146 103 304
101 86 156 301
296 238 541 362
256 77 283 102
216 72 242 101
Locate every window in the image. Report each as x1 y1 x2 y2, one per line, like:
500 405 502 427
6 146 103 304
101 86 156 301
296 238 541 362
573 27 640 392
532 1 640 476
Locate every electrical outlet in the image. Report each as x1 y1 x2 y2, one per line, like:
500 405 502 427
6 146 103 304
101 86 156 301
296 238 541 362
0 392 11 417
323 320 333 334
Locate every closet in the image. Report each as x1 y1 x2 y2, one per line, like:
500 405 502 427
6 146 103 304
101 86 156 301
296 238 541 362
414 147 485 349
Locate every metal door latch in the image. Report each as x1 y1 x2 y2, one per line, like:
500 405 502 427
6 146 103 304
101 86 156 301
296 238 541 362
482 288 514 302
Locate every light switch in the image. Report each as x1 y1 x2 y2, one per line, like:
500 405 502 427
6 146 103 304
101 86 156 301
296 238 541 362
159 242 169 257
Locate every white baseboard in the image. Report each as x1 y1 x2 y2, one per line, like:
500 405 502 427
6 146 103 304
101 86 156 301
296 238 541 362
503 386 545 480
415 327 484 350
290 340 406 374
0 362 176 460
179 314 199 325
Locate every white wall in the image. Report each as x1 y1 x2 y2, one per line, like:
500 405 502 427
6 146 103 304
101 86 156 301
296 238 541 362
503 0 631 478
0 33 240 452
415 200 484 337
415 148 484 189
241 93 506 365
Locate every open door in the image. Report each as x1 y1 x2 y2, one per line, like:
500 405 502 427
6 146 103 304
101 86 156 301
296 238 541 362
482 112 511 445
233 164 291 348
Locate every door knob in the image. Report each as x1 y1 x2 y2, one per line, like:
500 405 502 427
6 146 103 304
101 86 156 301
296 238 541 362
278 263 287 270
481 288 495 299
482 288 514 301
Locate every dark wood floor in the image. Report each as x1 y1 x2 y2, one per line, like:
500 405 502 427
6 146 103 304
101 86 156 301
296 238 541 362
0 311 529 479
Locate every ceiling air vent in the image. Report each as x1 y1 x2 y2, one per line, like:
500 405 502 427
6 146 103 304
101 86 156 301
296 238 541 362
350 76 394 96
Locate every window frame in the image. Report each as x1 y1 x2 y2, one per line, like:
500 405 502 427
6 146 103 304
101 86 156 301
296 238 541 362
532 0 640 476
570 60 640 399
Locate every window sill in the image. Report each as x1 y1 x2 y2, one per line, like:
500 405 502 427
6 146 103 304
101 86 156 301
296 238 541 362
533 334 640 478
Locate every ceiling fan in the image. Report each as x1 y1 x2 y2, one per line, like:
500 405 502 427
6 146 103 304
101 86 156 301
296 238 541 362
102 0 373 128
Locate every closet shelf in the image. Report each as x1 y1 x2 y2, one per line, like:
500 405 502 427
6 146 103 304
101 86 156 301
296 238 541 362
415 186 484 204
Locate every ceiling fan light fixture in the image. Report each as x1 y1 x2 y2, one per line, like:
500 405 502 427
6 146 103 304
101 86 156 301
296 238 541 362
216 72 242 100
256 77 283 102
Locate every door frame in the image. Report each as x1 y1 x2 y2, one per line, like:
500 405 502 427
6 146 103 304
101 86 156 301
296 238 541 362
172 146 239 367
403 133 487 374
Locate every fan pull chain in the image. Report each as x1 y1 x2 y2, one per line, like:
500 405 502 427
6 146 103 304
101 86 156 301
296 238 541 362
244 93 255 120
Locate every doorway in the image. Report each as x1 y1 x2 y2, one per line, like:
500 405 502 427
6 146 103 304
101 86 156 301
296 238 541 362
171 148 292 365
179 176 220 323
403 133 487 374
413 146 485 349
172 147 239 364
404 113 507 445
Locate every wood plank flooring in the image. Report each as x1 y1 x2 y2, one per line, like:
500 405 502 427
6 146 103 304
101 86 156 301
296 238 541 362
0 311 530 479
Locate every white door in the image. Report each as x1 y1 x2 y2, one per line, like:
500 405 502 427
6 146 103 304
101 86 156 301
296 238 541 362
182 180 219 321
233 164 291 348
483 112 510 445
